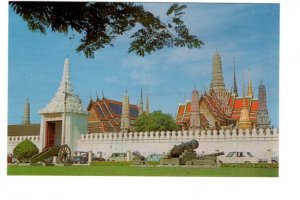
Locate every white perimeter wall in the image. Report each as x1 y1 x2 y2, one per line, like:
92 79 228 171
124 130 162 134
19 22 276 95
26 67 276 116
77 128 279 160
7 128 278 160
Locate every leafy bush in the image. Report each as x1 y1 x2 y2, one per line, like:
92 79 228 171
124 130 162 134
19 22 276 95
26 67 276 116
135 111 180 132
13 139 39 163
221 163 278 168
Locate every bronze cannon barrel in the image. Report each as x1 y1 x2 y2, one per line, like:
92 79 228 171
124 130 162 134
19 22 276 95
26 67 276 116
169 139 199 157
199 151 225 158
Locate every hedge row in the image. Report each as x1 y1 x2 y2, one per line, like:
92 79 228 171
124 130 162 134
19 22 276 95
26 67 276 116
145 161 160 166
221 163 278 168
90 161 132 166
90 161 161 166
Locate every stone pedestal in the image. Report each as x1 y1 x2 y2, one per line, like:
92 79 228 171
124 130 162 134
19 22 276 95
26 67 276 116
88 151 93 163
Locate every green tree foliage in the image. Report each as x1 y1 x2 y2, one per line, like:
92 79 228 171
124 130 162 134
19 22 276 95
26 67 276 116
13 139 39 163
135 111 180 132
10 2 204 58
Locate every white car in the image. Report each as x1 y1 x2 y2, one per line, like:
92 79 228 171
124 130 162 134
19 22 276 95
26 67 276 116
107 153 127 162
219 151 259 164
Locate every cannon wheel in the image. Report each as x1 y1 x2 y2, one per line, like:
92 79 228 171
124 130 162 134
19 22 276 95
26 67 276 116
58 145 71 163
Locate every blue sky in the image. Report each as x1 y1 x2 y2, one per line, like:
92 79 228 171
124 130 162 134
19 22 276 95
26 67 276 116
8 3 279 127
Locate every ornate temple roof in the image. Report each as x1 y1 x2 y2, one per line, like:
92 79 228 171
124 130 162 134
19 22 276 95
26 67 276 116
87 97 139 133
175 91 259 129
88 98 139 119
176 101 210 129
230 97 259 122
39 58 87 115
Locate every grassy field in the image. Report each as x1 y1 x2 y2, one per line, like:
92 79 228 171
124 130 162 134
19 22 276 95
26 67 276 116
7 165 278 177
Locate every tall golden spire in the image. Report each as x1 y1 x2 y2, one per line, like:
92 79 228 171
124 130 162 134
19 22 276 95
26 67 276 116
233 57 238 96
238 69 252 130
211 49 226 93
247 69 253 99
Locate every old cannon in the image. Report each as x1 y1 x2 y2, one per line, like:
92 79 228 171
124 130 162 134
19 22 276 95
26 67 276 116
198 151 225 159
160 140 199 165
132 151 146 165
169 139 199 158
132 151 145 161
191 151 225 166
30 144 72 164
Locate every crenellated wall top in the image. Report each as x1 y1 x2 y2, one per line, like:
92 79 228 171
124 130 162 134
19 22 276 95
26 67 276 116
7 135 40 143
80 128 279 141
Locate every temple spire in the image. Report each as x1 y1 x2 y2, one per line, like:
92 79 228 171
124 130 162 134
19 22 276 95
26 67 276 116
139 88 143 115
247 69 253 98
146 94 149 114
211 49 225 92
257 82 271 129
190 88 201 130
121 90 130 132
39 58 87 114
242 69 245 97
238 69 252 130
233 57 238 96
22 98 30 124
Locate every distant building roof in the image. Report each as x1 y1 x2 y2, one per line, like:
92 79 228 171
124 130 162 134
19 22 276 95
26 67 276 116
8 124 40 136
87 98 139 133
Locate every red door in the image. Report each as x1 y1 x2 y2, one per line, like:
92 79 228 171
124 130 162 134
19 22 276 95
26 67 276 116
46 122 55 147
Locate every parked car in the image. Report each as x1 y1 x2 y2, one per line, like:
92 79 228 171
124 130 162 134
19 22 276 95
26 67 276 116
258 156 279 163
108 153 127 161
72 151 89 164
93 152 105 161
146 153 163 162
219 151 260 164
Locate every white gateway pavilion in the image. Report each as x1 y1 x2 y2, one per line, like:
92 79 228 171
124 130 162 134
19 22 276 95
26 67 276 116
39 58 88 152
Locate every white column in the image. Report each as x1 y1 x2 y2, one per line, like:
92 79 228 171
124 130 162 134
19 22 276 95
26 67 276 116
39 116 46 151
88 151 93 163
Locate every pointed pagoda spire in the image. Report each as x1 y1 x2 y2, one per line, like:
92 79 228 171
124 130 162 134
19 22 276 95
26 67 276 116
121 90 130 132
102 91 105 99
146 93 149 114
139 88 143 115
22 98 30 124
39 58 87 114
190 87 201 130
211 49 226 94
242 69 245 97
256 81 271 129
247 69 253 98
238 69 252 130
233 57 238 96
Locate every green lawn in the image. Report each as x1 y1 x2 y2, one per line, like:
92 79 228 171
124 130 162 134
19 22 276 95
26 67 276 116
7 165 278 177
